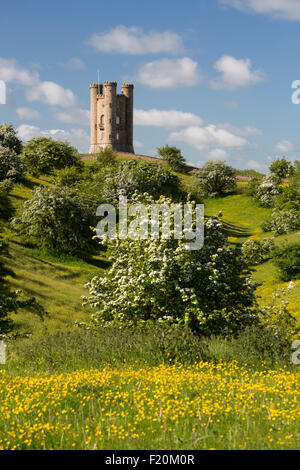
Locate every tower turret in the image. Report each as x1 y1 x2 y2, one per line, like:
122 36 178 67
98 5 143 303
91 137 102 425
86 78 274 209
121 84 134 153
89 84 98 154
89 80 134 154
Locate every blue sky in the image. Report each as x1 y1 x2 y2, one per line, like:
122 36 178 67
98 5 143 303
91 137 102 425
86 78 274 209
1 0 300 170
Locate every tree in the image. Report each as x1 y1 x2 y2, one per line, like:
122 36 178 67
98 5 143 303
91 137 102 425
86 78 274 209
12 187 98 256
94 147 117 166
102 160 184 203
83 194 259 335
0 145 25 182
0 123 22 154
255 173 281 207
157 145 186 171
22 137 82 175
193 161 236 197
269 157 295 180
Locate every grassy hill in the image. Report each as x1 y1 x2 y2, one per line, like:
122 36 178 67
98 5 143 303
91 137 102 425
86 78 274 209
2 165 299 338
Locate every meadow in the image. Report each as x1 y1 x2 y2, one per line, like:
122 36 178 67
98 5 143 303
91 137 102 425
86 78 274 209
0 360 299 450
0 159 299 451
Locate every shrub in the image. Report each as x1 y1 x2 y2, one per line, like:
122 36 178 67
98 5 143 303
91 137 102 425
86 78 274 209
262 208 300 235
94 147 117 166
254 173 281 207
54 165 84 187
0 123 22 154
0 179 14 219
241 237 275 265
193 161 236 197
12 186 98 256
260 284 299 340
0 145 25 182
269 157 295 180
245 176 261 198
22 137 81 175
102 160 184 203
273 244 300 281
157 145 186 171
83 194 259 336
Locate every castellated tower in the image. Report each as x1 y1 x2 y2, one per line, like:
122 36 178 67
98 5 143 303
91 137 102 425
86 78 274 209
89 81 134 154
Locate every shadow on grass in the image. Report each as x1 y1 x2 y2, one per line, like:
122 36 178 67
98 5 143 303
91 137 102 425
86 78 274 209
222 220 252 240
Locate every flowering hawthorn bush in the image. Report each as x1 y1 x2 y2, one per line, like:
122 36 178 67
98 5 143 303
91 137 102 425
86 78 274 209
241 238 275 265
193 161 236 197
83 194 259 335
0 145 25 182
12 186 97 256
0 123 22 154
262 209 300 235
254 173 281 207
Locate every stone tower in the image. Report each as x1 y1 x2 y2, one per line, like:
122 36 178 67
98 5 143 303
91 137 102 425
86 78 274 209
89 81 134 154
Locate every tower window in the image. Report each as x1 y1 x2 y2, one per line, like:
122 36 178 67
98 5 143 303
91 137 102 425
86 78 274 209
116 116 120 125
100 115 105 125
116 132 120 141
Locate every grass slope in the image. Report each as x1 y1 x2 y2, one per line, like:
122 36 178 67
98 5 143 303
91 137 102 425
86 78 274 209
2 172 300 335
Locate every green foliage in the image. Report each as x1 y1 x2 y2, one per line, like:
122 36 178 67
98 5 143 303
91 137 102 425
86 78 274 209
245 176 261 197
157 145 186 171
241 237 274 265
12 186 98 256
273 244 300 281
252 173 281 207
269 157 295 180
83 194 259 335
193 161 236 197
260 284 299 340
0 123 22 154
22 137 82 176
7 322 293 373
102 159 184 203
0 145 25 182
95 147 117 166
234 168 264 178
262 208 300 235
0 179 14 219
54 165 84 187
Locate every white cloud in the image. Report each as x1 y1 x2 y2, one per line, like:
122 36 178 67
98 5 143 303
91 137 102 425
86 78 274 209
87 25 183 55
246 159 268 172
26 81 77 108
17 124 89 153
0 58 39 87
134 108 203 128
219 123 262 136
55 108 90 125
169 125 247 151
206 148 229 160
220 0 300 21
211 55 265 90
62 58 85 70
274 139 294 153
136 57 201 89
0 57 79 109
16 107 40 120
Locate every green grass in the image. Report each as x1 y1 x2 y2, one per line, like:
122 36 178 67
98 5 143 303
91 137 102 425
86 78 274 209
2 175 108 337
3 173 300 333
1 171 300 451
1 327 298 450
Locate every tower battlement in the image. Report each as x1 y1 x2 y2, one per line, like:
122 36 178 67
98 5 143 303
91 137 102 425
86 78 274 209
89 81 134 154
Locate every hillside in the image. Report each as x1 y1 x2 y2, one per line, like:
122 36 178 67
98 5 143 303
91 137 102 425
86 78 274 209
2 168 299 338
